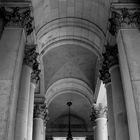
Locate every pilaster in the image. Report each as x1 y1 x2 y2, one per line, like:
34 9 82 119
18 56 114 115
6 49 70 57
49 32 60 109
108 4 140 140
15 44 38 140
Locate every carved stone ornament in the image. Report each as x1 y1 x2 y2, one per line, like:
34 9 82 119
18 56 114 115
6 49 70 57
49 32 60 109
0 7 34 35
109 8 140 36
31 65 41 84
91 103 107 119
102 44 118 69
99 62 111 84
34 103 49 125
23 44 39 68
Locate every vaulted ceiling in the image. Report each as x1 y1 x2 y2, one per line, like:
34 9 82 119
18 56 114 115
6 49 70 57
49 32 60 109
5 0 137 137
28 0 139 137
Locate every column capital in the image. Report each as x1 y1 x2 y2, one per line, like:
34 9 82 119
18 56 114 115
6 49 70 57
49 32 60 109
31 63 41 84
23 44 39 68
33 103 49 125
0 6 34 35
91 103 107 119
99 63 111 85
102 44 119 69
109 7 140 36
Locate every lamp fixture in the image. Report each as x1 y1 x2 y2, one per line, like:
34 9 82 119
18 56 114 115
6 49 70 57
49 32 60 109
66 101 73 140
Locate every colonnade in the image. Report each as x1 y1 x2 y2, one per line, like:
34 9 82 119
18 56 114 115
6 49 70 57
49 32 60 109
0 4 49 140
0 2 140 140
90 3 140 140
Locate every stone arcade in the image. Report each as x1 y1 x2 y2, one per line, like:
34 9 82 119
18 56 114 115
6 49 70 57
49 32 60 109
0 0 140 140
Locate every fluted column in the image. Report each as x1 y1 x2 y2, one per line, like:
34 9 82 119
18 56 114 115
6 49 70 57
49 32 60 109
91 103 108 140
99 64 115 140
102 45 129 140
109 5 140 140
33 103 49 140
15 45 38 140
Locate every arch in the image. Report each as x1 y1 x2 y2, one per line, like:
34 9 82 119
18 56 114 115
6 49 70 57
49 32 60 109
45 78 94 106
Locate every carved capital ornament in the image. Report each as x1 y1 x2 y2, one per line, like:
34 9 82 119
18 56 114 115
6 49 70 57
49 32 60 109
99 63 111 84
102 44 118 69
91 103 107 119
23 45 39 67
34 103 49 125
109 7 140 36
0 7 34 35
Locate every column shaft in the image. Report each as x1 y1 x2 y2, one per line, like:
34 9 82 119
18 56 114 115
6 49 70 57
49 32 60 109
117 29 140 140
33 104 48 140
110 65 129 140
105 83 115 140
15 64 32 140
95 118 108 140
27 83 36 140
33 118 45 140
91 104 107 140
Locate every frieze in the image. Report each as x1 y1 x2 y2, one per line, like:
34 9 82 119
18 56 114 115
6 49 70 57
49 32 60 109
109 7 140 36
0 7 33 35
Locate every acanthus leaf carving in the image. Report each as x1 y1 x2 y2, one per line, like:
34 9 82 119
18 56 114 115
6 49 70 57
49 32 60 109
102 44 118 69
0 7 34 35
99 63 111 84
91 103 107 119
23 44 39 68
109 8 140 36
34 103 49 125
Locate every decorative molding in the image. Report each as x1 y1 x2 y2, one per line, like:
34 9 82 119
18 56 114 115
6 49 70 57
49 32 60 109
0 6 34 35
102 44 118 69
91 103 107 120
109 7 140 36
34 103 49 125
24 44 41 84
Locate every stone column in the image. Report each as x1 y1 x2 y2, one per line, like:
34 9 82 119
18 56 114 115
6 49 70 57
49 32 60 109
0 6 33 140
99 64 115 140
33 103 49 140
27 62 40 140
27 82 35 140
102 45 129 140
91 103 108 140
108 5 140 140
15 45 38 140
